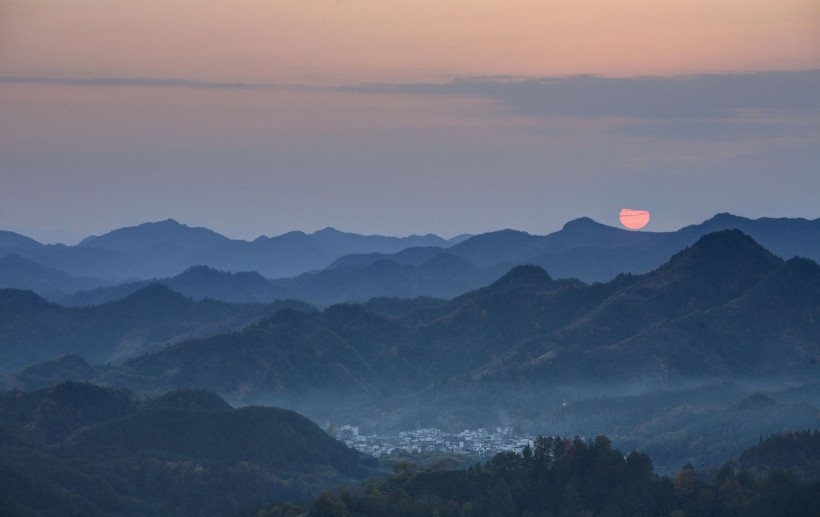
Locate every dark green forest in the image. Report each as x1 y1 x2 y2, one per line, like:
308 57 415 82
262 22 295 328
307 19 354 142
260 432 820 517
1 383 817 516
0 383 376 516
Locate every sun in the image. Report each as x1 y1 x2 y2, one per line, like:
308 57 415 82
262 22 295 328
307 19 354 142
619 208 650 230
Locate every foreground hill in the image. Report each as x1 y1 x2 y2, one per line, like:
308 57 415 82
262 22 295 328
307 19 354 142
0 382 375 516
0 284 314 373
738 430 820 482
266 432 820 517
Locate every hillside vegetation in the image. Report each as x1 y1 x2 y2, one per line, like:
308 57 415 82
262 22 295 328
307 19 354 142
0 383 376 516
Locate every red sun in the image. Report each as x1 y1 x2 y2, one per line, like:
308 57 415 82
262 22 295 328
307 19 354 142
619 208 650 230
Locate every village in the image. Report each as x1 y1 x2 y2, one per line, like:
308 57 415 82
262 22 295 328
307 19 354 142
337 425 534 458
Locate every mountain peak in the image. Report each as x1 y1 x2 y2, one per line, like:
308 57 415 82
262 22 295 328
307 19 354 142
679 229 774 260
657 229 781 287
147 389 232 411
79 219 229 250
707 212 747 224
561 217 609 231
313 227 342 235
489 264 553 290
118 283 191 305
180 265 221 276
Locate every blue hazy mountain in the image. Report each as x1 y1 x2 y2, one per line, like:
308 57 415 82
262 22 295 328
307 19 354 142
78 218 231 250
3 214 819 305
25 230 815 404
58 254 499 307
0 254 107 296
0 284 315 373
0 229 44 250
330 213 820 283
1 219 468 281
60 266 275 306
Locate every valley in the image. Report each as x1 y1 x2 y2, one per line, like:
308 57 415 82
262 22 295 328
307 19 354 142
1 215 819 515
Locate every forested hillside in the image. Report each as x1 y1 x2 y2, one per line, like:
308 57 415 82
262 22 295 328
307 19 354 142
0 284 314 372
0 383 376 516
260 433 820 517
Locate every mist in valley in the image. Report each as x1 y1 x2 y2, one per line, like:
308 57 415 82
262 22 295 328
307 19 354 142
2 217 819 515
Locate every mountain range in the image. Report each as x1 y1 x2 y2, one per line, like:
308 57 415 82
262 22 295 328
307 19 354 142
4 230 818 413
331 213 820 284
0 219 468 284
2 228 819 479
3 213 818 307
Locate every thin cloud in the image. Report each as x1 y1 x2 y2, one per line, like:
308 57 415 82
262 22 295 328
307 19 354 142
5 70 818 122
0 75 319 91
341 70 820 121
4 70 818 143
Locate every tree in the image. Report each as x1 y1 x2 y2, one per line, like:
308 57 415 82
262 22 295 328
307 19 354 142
487 478 514 517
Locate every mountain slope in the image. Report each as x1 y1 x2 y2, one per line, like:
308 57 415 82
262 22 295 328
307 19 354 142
0 230 43 249
0 285 314 372
607 256 820 378
103 304 413 407
0 383 375 516
0 253 106 296
7 230 820 425
268 252 497 305
554 229 783 347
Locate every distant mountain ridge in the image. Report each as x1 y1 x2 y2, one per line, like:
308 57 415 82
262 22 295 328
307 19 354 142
344 213 820 283
0 219 468 283
0 230 43 250
2 214 819 305
79 218 230 250
305 213 820 303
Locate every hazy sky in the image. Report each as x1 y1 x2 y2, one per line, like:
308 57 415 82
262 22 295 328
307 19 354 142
1 1 819 243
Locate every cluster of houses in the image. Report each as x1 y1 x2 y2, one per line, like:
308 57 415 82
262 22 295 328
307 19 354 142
337 425 533 458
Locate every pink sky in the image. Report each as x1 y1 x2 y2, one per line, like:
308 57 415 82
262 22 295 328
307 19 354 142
4 0 818 83
1 1 819 243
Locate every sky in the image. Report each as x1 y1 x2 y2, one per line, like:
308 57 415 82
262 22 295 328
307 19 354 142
1 0 819 244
